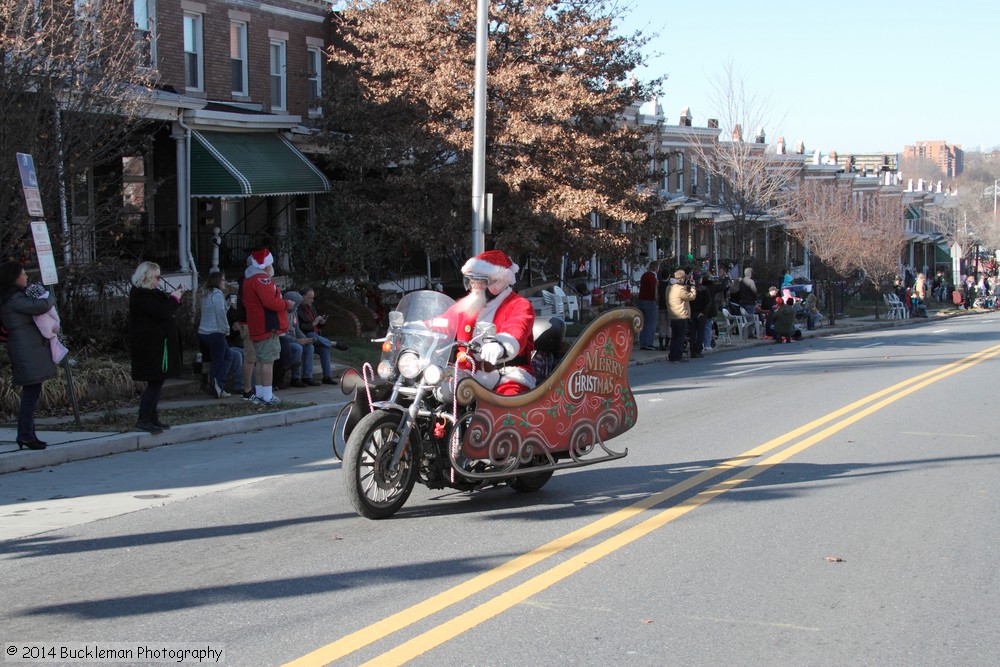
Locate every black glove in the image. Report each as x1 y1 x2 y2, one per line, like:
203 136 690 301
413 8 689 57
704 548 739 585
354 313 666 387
333 341 349 351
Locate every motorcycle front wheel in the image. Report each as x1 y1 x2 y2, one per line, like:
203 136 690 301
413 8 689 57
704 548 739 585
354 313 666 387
343 410 417 519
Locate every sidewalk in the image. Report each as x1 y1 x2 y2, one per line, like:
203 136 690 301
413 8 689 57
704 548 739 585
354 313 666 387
0 307 968 474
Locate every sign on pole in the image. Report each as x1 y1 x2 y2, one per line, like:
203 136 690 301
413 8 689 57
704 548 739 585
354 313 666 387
16 152 45 218
29 221 59 286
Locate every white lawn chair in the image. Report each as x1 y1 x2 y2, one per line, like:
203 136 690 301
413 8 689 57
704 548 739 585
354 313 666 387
741 306 763 338
721 308 749 342
883 293 906 320
542 290 564 317
552 285 579 321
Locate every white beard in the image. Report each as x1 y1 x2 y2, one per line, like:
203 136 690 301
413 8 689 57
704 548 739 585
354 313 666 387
453 288 487 318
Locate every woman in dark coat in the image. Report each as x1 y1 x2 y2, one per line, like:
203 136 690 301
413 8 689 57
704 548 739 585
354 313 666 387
0 261 57 449
129 261 187 434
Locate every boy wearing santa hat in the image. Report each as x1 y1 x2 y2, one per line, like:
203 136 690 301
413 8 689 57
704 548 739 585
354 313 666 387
243 249 290 405
441 250 535 396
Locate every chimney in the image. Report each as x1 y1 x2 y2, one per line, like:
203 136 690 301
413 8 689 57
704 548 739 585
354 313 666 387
732 124 743 141
795 140 805 154
754 126 765 143
679 107 692 127
707 118 718 129
776 136 786 155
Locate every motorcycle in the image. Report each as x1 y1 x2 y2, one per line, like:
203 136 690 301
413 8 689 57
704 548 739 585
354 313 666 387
333 289 641 519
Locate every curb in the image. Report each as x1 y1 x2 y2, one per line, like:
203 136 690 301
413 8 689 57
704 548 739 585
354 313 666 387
0 307 970 475
0 402 342 475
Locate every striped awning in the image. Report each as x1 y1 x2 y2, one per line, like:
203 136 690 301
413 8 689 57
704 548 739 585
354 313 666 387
190 131 331 198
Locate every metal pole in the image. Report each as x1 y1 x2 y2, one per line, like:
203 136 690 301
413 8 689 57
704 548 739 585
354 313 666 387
470 0 488 256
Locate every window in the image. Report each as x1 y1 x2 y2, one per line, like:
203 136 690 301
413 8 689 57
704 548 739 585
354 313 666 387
184 11 203 91
70 169 95 265
269 39 286 111
133 0 155 68
306 46 322 114
230 21 248 96
676 154 684 194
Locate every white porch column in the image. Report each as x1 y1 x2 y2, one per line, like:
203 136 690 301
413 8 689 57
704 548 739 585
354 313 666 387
171 122 190 273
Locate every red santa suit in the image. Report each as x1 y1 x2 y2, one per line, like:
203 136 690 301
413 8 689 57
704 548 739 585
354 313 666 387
443 251 535 395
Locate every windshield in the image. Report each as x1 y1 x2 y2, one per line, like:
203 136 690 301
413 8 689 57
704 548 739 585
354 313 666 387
383 290 458 371
393 290 457 336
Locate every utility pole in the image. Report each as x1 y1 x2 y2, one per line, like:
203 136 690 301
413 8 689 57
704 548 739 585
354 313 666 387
470 0 488 255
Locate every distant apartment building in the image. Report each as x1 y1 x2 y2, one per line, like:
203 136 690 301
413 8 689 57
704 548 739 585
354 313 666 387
831 152 899 175
903 141 964 178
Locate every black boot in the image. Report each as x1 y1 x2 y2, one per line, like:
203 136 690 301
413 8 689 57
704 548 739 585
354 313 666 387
135 414 163 435
152 410 171 431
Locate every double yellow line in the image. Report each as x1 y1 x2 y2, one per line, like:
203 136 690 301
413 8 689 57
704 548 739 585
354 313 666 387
286 344 1000 667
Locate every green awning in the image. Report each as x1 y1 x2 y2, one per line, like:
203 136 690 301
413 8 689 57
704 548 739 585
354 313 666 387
190 131 331 198
935 243 951 263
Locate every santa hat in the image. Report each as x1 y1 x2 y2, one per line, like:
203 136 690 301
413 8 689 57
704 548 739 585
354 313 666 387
462 250 518 288
250 248 274 270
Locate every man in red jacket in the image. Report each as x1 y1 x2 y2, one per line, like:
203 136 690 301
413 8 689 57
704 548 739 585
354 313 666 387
242 248 290 406
439 250 534 396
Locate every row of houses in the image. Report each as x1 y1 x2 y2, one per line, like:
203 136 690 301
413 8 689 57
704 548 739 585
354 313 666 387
47 1 964 296
608 98 961 289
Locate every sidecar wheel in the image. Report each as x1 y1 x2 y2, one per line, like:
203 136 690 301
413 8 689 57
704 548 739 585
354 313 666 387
509 469 554 492
343 410 417 519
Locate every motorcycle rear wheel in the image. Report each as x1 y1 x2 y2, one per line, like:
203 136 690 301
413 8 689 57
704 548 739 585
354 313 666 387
508 469 554 492
344 410 417 519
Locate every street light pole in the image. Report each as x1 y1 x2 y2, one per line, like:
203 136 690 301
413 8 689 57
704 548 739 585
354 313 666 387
470 0 488 256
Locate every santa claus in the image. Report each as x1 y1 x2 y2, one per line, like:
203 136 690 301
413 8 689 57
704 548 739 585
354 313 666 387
442 250 535 396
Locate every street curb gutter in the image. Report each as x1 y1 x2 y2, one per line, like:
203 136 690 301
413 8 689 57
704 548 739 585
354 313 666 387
0 403 342 475
0 309 969 475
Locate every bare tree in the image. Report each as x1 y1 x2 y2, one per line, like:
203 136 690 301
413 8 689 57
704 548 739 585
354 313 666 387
783 180 907 294
0 0 156 266
951 170 1000 255
681 63 796 266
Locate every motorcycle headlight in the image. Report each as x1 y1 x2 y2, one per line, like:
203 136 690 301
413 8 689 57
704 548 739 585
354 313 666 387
423 364 443 386
377 360 396 380
397 351 422 379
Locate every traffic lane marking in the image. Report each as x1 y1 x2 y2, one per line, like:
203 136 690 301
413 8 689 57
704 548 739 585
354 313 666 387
363 343 1000 666
722 364 773 377
284 343 1000 667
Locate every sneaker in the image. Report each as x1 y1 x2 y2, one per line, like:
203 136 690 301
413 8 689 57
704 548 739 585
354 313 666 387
241 390 256 401
252 395 282 407
322 376 337 385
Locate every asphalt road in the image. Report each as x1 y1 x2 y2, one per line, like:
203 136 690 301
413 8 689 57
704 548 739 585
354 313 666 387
2 314 999 666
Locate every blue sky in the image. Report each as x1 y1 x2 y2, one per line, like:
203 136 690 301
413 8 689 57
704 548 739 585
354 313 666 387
617 0 998 155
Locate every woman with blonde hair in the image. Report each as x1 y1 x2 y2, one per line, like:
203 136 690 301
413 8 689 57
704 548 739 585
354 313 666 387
129 261 187 434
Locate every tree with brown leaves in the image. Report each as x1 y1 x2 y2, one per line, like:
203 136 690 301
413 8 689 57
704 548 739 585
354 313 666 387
313 0 661 283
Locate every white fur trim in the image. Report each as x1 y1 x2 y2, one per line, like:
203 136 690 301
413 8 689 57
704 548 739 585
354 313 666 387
494 332 520 360
497 365 536 390
475 286 511 323
462 256 518 287
251 251 274 270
